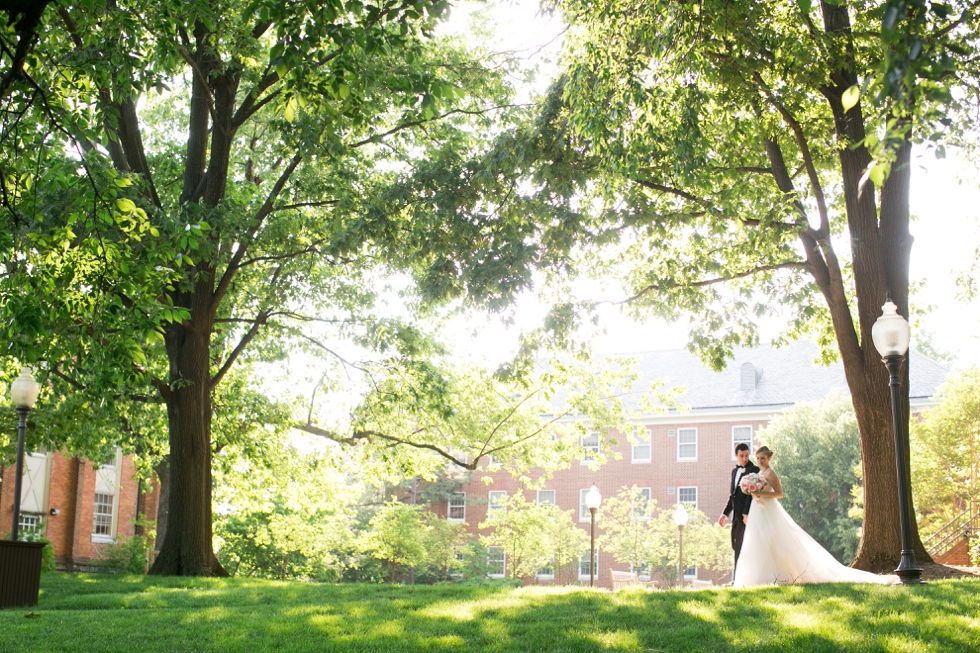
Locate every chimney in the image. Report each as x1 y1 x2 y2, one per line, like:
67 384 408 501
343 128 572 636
740 363 759 391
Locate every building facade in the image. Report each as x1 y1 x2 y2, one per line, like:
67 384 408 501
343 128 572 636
437 342 948 588
1 449 158 570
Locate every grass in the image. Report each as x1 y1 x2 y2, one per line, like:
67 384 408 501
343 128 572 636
0 574 978 652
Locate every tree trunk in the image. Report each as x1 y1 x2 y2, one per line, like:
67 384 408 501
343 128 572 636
814 1 928 572
149 317 227 576
153 456 169 551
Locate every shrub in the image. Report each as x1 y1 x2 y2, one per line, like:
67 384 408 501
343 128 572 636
20 527 56 572
99 518 155 574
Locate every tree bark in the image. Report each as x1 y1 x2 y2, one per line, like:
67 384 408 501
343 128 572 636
149 313 227 576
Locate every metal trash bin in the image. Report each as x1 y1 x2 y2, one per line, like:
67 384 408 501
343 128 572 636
0 540 46 608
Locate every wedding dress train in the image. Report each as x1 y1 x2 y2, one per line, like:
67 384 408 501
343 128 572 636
733 497 893 587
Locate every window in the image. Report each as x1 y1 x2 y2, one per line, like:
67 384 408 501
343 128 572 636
631 427 651 463
684 566 698 580
448 492 466 522
677 428 697 461
536 490 556 506
488 491 507 520
632 563 651 581
579 488 594 522
487 546 506 578
536 558 555 579
732 426 753 458
93 493 114 536
580 431 599 463
632 487 652 521
17 513 41 539
578 549 598 580
486 454 501 470
677 486 698 509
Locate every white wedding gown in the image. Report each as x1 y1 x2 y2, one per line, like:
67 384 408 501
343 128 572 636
733 496 893 587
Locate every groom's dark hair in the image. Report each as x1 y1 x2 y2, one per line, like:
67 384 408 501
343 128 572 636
734 443 750 454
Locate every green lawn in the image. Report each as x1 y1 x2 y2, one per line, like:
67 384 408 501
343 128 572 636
1 575 978 652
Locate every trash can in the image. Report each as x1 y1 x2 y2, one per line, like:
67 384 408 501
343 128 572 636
0 540 46 608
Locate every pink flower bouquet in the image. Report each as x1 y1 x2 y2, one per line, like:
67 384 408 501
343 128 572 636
739 473 767 494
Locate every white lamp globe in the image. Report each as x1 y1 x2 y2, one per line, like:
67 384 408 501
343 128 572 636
585 484 602 511
674 504 689 527
871 299 911 357
10 367 40 409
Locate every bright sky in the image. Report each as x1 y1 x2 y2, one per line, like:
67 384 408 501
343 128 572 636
435 0 980 371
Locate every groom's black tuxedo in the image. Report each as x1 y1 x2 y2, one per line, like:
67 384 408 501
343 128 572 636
724 460 760 575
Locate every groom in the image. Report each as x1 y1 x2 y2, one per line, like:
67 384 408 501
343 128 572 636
718 443 760 575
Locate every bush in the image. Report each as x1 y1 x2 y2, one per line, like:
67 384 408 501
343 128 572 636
971 538 979 567
99 518 155 574
20 527 56 572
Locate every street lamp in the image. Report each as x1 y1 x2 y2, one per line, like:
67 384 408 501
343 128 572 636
585 484 601 587
9 367 40 541
674 503 689 588
871 297 924 585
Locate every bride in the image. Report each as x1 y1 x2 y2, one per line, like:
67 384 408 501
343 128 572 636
733 446 895 587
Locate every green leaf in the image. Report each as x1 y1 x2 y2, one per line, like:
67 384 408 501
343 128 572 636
284 97 298 123
869 162 888 187
116 199 137 213
841 85 860 112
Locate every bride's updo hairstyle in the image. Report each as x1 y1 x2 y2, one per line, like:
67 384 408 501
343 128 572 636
755 446 774 458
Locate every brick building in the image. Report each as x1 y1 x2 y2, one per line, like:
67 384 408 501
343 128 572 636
437 342 948 588
1 449 158 570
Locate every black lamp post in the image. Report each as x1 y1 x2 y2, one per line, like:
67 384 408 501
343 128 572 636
871 297 924 585
9 367 40 541
585 484 601 587
674 504 688 588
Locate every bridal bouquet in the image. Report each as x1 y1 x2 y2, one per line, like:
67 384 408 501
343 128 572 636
739 473 767 494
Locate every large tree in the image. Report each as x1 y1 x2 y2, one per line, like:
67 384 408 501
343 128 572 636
400 0 979 570
0 0 541 575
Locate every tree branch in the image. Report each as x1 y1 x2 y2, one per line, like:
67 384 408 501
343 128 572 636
617 262 809 305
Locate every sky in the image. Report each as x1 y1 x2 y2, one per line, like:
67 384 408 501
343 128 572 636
432 0 980 371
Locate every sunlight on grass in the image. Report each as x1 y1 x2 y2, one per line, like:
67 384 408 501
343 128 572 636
3 575 978 653
586 629 641 650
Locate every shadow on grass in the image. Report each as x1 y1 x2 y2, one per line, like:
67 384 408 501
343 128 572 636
0 575 977 652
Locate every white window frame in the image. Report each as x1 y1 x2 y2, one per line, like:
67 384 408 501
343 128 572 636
677 427 697 462
677 486 698 509
684 566 698 580
536 557 556 580
448 492 466 522
488 490 507 520
536 489 556 507
91 449 122 543
732 425 753 459
92 492 115 541
17 513 42 539
578 549 599 580
631 427 651 463
486 454 501 470
487 546 506 578
450 547 466 578
580 431 599 464
631 487 652 521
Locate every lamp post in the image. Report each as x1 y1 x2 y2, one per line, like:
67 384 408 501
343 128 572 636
674 504 689 588
585 484 601 587
871 297 924 585
9 367 40 541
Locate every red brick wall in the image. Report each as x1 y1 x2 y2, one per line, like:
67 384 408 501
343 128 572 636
437 418 770 588
1 451 158 569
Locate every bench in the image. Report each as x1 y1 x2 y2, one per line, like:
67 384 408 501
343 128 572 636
688 579 714 588
610 570 659 591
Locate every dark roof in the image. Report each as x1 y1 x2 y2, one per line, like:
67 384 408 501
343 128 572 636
609 341 948 413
